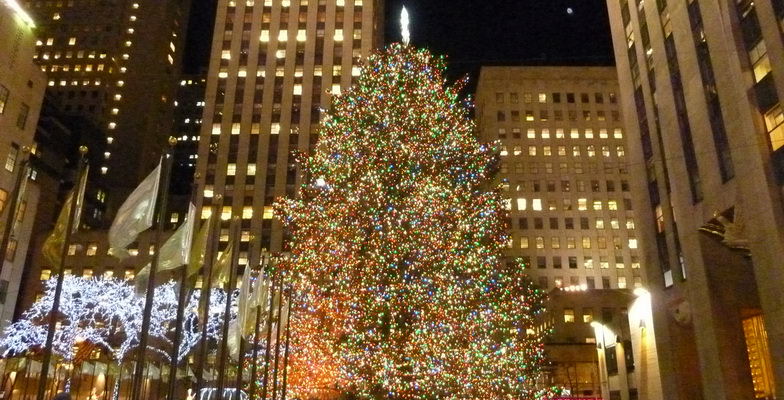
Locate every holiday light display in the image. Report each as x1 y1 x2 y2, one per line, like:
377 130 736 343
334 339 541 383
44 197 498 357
0 277 235 392
275 43 552 399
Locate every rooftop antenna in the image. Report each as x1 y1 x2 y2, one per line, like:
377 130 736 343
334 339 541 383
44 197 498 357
401 6 410 45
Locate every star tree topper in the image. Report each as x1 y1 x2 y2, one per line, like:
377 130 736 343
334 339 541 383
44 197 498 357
401 6 410 45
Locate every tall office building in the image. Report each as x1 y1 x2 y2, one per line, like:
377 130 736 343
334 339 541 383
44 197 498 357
171 74 206 197
476 66 649 400
0 0 46 326
605 0 784 398
24 0 192 216
477 66 640 292
195 0 384 267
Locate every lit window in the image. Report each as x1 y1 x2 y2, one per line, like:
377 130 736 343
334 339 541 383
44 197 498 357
535 237 545 249
227 164 237 176
278 30 288 41
242 207 253 219
297 30 307 41
749 40 772 83
260 31 270 41
68 37 76 45
532 199 543 211
86 243 99 256
263 206 274 219
618 277 627 289
201 206 213 220
764 105 784 151
628 238 638 249
221 207 232 221
564 308 575 323
520 237 529 248
40 269 52 280
334 29 344 41
538 93 547 103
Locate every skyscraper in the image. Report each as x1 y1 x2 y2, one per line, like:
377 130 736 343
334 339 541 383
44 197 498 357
476 66 649 399
195 0 384 267
606 0 784 397
25 0 192 215
477 66 640 292
0 0 46 326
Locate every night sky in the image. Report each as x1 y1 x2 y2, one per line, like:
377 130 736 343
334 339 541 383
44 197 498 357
182 0 615 84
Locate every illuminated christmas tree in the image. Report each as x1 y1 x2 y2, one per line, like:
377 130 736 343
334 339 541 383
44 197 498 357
275 42 551 399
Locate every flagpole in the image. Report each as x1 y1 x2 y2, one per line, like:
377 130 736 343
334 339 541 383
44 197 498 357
232 244 256 400
215 217 240 400
194 198 221 394
248 256 267 400
36 146 88 400
166 179 200 400
0 146 29 277
280 287 293 400
270 278 285 400
130 138 177 400
259 271 277 400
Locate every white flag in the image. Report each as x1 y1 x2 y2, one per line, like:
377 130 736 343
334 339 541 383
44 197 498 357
134 203 195 288
108 162 161 259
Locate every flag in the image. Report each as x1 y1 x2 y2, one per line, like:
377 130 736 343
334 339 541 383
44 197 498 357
243 276 270 336
210 240 234 287
108 162 161 259
41 166 89 266
227 319 241 361
236 263 252 337
185 216 211 278
134 203 196 289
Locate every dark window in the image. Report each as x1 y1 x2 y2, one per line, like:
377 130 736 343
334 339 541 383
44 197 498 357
549 217 559 229
580 218 589 229
586 277 596 289
624 339 635 371
519 217 528 229
534 218 543 229
537 256 547 269
538 276 548 289
569 256 578 269
566 93 575 103
606 345 619 375
565 218 574 229
581 93 590 103
552 93 561 103
553 256 562 269
16 103 29 129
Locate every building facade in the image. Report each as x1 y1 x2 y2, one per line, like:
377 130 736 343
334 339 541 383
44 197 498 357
476 66 652 399
23 0 192 216
194 0 384 268
605 0 784 398
476 66 642 293
0 0 46 327
171 74 206 198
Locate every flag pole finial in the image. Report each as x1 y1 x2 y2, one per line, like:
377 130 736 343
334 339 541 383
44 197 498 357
401 6 410 45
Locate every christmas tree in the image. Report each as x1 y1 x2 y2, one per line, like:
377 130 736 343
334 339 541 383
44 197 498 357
275 42 551 399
